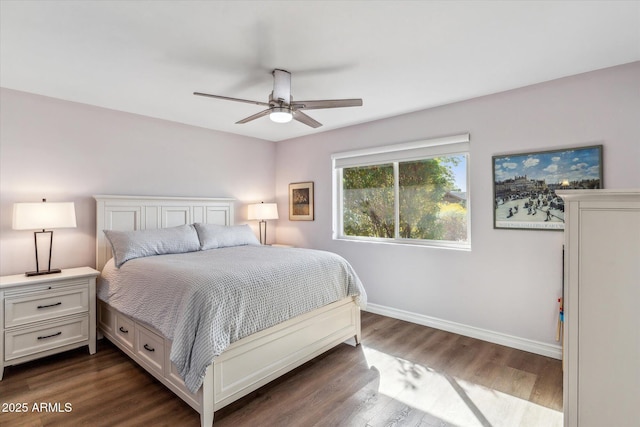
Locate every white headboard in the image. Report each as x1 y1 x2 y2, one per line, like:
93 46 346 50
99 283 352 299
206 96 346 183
94 195 235 271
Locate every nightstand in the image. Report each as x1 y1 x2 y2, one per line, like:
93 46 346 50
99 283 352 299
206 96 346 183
0 267 100 380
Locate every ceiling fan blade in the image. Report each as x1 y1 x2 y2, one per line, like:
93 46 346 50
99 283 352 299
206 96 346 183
236 108 272 124
290 98 363 110
293 110 322 128
194 92 271 107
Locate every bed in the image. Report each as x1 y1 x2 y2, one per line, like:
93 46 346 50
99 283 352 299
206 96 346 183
94 195 364 426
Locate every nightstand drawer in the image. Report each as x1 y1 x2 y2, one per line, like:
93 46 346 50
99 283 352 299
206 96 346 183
135 325 165 376
5 314 89 361
4 284 89 328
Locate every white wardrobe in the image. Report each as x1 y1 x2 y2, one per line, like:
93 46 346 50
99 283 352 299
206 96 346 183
557 189 640 427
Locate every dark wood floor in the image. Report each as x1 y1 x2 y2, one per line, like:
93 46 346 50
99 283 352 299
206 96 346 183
0 312 563 426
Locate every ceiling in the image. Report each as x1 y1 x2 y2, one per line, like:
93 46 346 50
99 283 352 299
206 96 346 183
1 1 638 142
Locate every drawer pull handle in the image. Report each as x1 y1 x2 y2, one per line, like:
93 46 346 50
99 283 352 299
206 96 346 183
37 331 62 340
119 326 129 334
37 302 62 309
143 344 155 352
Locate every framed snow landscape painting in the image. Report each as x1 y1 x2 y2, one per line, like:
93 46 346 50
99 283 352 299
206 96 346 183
492 145 603 230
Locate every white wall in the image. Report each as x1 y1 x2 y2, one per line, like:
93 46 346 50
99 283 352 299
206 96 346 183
2 62 637 355
274 62 640 354
0 88 276 276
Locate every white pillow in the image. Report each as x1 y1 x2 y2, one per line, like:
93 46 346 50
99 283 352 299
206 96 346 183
104 224 201 267
194 223 260 250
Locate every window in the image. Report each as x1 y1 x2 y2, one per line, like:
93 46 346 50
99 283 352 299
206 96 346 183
333 134 470 249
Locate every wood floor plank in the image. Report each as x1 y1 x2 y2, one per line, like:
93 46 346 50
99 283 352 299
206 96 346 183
0 312 563 426
314 374 384 427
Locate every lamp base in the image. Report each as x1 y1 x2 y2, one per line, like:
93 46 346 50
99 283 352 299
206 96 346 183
25 268 62 277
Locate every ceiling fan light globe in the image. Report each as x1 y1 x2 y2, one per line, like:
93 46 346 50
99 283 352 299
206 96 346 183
270 108 293 123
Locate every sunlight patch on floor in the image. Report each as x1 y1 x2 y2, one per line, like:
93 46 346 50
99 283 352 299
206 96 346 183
362 346 562 427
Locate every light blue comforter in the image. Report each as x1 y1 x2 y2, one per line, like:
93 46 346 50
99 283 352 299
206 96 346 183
97 245 366 392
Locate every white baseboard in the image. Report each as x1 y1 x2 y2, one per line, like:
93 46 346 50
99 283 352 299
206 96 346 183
364 303 562 360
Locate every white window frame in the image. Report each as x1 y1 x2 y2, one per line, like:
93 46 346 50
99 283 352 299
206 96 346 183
332 133 471 249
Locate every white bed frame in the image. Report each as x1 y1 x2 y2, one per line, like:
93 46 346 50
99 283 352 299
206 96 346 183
94 195 361 426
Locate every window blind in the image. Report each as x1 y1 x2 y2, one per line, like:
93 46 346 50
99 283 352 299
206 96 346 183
333 133 470 169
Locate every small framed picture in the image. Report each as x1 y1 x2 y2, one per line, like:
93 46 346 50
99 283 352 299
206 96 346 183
289 182 314 221
493 145 603 230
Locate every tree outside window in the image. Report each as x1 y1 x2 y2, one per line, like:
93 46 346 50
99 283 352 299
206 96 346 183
341 155 468 245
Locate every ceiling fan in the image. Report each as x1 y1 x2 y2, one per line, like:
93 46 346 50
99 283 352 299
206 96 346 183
194 69 363 128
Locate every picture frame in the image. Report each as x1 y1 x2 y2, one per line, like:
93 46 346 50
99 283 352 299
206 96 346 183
289 181 314 221
493 145 603 230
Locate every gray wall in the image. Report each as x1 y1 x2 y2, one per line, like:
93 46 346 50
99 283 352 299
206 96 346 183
1 62 637 354
0 88 277 275
274 62 640 352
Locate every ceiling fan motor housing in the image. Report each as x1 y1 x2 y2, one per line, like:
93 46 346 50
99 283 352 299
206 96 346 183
272 69 291 104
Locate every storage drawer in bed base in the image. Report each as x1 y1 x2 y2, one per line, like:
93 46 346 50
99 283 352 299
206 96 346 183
97 297 361 426
98 301 203 410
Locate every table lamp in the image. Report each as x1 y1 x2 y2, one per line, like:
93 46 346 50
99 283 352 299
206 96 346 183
247 202 278 245
12 199 77 276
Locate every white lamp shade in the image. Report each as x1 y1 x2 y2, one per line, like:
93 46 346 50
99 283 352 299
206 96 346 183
247 203 279 220
13 202 77 230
